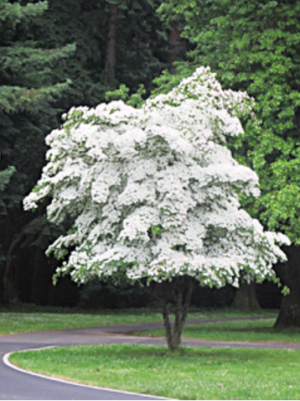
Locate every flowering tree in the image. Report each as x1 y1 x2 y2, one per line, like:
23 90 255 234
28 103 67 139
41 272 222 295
24 67 289 350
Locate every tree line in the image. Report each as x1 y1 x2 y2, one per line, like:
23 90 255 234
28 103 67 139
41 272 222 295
0 0 299 329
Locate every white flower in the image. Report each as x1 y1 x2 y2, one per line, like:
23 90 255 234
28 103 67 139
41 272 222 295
24 66 289 285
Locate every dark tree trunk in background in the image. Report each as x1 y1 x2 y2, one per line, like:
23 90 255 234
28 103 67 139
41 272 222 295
168 21 186 72
154 276 195 351
104 3 118 85
0 266 4 303
3 224 28 304
30 248 52 305
274 245 300 328
231 281 260 310
0 214 12 303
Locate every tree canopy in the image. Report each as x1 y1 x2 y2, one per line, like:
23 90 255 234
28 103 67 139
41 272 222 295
1 0 298 318
0 0 170 304
157 0 300 326
158 0 300 243
25 68 289 349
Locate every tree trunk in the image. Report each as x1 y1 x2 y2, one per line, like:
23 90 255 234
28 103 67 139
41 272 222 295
156 276 195 351
104 3 118 85
0 213 12 303
274 245 300 328
168 21 186 72
0 265 4 303
30 247 52 305
3 224 28 304
231 281 260 310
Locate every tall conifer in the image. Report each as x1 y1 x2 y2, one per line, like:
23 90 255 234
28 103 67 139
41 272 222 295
0 0 74 303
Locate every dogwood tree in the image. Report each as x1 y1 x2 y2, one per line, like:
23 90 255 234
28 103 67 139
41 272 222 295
24 67 289 350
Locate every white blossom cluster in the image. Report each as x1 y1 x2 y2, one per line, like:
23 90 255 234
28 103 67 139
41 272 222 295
24 67 290 287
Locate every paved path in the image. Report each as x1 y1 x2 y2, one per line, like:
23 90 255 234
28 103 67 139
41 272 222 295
1 317 300 400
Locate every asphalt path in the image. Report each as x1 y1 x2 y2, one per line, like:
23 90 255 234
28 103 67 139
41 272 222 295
1 317 300 400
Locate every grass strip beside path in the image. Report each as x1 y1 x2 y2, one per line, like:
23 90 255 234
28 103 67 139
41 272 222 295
0 307 276 335
0 308 161 335
134 318 300 344
10 344 300 400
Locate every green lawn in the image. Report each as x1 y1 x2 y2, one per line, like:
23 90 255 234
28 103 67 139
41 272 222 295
10 344 300 400
0 306 276 335
0 306 161 335
135 318 300 344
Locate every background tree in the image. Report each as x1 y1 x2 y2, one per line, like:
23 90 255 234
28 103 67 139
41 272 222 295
157 0 300 322
24 68 289 350
0 165 14 263
0 0 74 303
33 0 170 106
0 0 171 305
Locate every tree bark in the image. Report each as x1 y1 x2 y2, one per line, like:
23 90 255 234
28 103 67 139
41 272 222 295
274 245 300 328
3 224 28 304
155 276 195 351
162 298 173 349
30 247 52 305
168 21 186 72
231 281 260 310
104 3 118 85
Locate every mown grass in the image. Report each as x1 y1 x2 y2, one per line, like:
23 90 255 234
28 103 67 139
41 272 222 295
135 318 300 344
10 344 300 399
0 306 161 335
0 306 276 336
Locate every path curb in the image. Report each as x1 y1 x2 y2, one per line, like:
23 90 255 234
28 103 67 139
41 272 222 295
3 349 170 400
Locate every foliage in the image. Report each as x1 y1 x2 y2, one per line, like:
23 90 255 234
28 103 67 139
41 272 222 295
0 0 169 306
25 68 289 290
0 166 14 213
0 0 72 114
105 83 147 108
0 0 75 303
32 0 169 108
157 0 300 327
158 0 300 244
150 61 196 97
0 0 73 206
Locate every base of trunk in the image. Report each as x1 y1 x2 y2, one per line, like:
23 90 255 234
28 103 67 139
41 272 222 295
274 297 300 328
231 282 260 310
274 245 300 329
155 276 195 352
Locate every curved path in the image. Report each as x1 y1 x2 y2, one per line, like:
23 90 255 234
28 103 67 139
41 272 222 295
1 317 300 400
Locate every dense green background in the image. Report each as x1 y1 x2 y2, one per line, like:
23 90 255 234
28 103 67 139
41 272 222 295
0 0 299 327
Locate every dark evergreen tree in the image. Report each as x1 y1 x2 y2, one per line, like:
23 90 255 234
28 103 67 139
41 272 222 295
31 0 169 108
0 0 74 303
0 0 171 305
